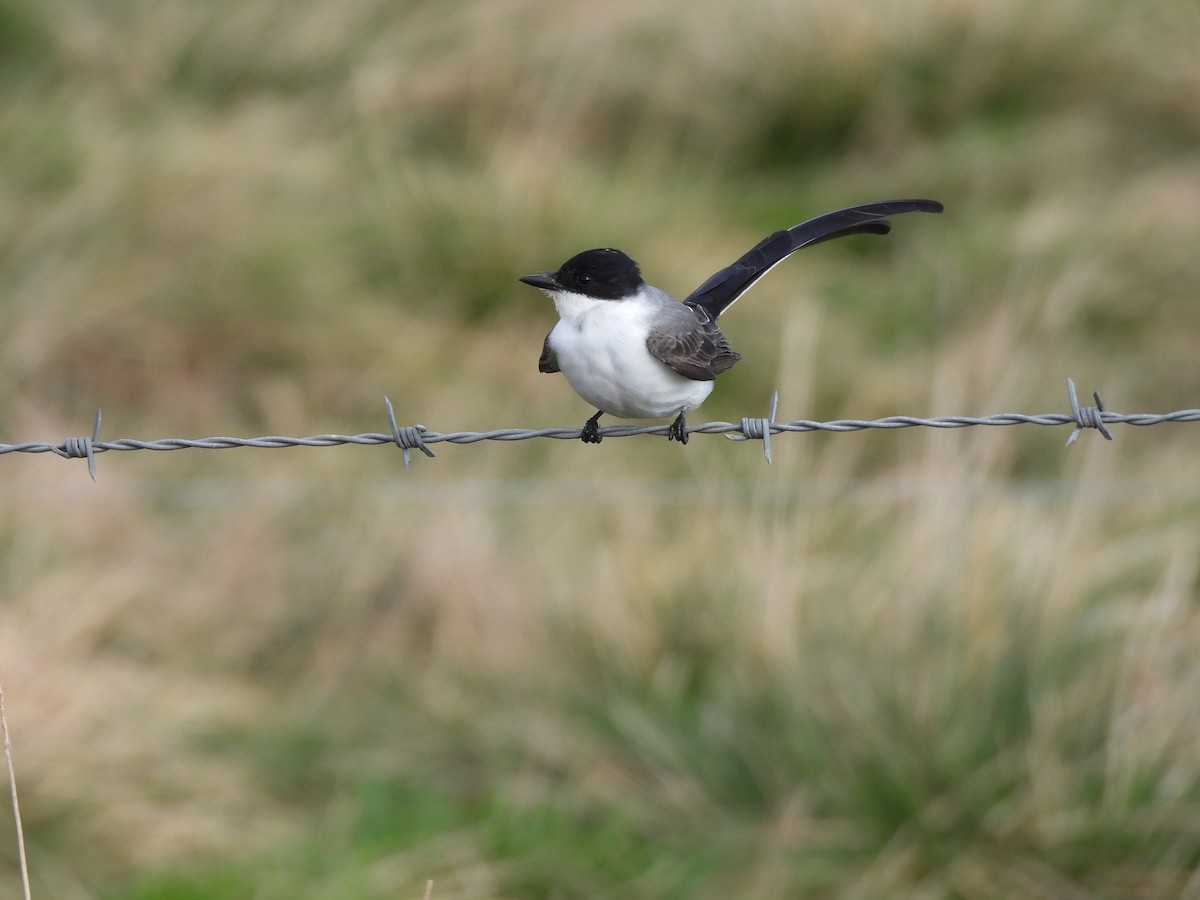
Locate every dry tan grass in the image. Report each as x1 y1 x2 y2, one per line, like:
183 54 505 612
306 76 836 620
2 0 1200 895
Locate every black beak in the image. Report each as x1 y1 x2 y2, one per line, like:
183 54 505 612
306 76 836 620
519 272 559 290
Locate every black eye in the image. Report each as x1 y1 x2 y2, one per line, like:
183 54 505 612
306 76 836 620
577 273 592 285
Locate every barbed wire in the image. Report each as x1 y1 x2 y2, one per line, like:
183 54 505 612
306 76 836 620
2 380 1198 481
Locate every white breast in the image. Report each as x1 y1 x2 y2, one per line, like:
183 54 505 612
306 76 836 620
547 289 714 419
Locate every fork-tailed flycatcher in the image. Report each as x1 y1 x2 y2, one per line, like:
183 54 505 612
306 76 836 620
520 198 942 444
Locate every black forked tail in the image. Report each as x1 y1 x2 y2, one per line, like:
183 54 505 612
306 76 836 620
683 199 943 319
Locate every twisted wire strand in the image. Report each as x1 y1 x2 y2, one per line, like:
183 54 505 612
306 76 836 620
3 381 1199 479
5 409 1200 456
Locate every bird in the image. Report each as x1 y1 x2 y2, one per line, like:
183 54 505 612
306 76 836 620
519 198 943 444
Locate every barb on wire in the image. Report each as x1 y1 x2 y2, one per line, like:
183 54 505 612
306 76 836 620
384 397 435 469
1065 378 1113 445
48 409 102 481
3 379 1199 480
727 390 779 464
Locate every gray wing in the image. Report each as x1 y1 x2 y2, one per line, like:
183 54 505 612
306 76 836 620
645 302 741 382
538 331 560 373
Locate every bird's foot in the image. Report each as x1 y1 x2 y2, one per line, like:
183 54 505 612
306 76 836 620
667 411 689 444
581 411 604 444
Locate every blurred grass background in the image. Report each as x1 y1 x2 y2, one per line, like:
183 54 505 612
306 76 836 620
2 0 1200 897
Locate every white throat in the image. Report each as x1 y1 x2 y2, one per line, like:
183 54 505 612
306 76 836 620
542 286 713 420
